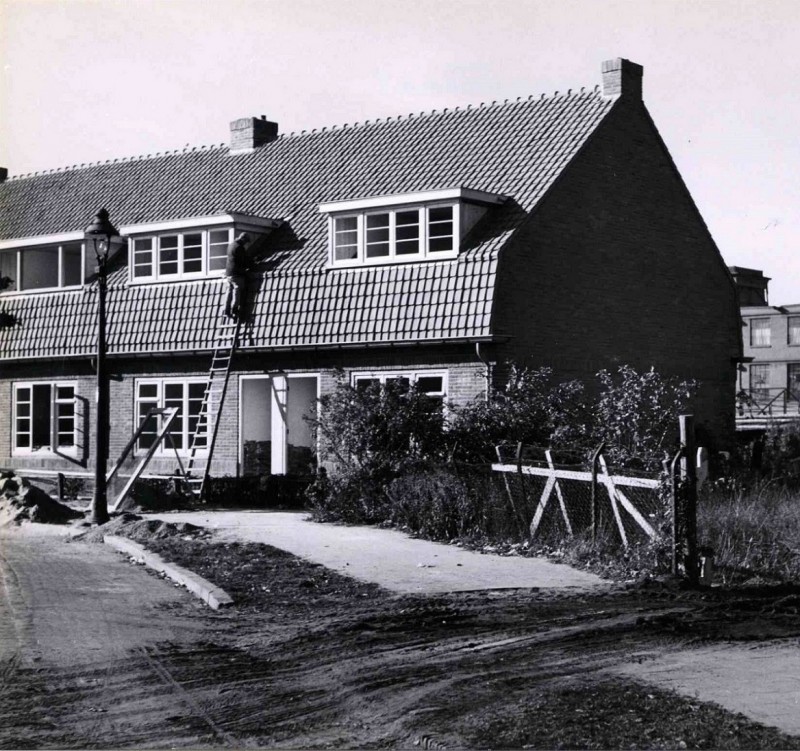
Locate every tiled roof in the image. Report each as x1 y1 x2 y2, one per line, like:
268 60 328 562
0 88 616 360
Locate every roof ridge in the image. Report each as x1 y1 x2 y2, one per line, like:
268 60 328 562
4 84 603 180
5 141 228 182
275 84 601 141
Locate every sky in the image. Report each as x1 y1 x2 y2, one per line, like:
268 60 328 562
1 0 799 303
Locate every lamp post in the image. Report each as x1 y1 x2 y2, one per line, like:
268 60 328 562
84 209 123 525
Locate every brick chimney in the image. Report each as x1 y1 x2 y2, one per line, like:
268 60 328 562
0 168 7 183
229 116 278 154
601 58 643 100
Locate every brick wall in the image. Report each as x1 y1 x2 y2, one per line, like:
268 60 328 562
492 96 741 449
0 345 487 477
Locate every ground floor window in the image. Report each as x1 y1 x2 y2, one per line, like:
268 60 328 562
135 379 208 454
788 364 800 400
352 370 447 409
749 364 769 400
13 382 76 453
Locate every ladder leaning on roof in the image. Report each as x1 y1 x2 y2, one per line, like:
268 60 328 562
183 315 242 500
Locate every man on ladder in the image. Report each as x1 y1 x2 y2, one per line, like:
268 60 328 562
224 232 251 320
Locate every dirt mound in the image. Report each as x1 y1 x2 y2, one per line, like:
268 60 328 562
0 472 84 526
71 512 208 544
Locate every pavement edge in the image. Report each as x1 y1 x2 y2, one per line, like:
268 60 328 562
103 535 233 610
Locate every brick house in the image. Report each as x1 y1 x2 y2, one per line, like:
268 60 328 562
0 58 742 490
731 267 800 417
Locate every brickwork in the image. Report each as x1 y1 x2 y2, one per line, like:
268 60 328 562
492 96 741 448
0 346 487 478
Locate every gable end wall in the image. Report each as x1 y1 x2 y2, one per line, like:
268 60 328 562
492 97 741 449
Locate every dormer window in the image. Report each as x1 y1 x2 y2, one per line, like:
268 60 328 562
321 188 504 268
0 240 86 293
124 213 281 284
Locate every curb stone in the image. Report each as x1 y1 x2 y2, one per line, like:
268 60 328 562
103 535 233 610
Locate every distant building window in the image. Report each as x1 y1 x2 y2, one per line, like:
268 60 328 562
0 243 84 293
13 382 76 453
750 318 771 347
331 204 457 265
135 379 209 454
788 364 800 399
789 317 800 345
131 228 233 282
749 364 769 400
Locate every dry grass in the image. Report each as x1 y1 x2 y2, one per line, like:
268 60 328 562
699 480 800 584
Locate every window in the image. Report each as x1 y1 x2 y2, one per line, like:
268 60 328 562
789 317 800 346
749 364 769 400
788 364 800 399
135 379 209 454
331 204 457 265
0 243 84 293
352 371 447 409
13 383 76 453
131 228 233 281
750 318 771 347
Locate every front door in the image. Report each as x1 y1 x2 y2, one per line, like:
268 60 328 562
240 375 318 476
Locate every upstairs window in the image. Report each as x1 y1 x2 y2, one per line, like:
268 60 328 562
0 243 84 293
789 317 800 345
750 318 771 347
321 188 505 268
131 228 233 282
332 205 455 264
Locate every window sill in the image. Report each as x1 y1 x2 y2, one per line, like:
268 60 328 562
1 285 84 297
328 252 459 270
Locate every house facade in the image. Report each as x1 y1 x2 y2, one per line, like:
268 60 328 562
0 58 742 488
732 267 800 413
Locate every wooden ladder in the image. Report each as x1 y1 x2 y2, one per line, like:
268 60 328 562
184 316 242 500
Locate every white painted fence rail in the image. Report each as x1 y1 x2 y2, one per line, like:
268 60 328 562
492 450 661 545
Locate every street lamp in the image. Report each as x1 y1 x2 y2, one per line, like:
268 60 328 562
84 208 123 525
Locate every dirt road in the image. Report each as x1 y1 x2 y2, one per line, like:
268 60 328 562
3 524 800 749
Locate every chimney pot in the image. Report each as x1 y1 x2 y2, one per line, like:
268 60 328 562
0 167 7 183
230 116 278 153
601 58 643 100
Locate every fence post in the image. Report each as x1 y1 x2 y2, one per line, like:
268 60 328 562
57 472 65 504
679 414 699 584
668 447 683 576
590 442 605 542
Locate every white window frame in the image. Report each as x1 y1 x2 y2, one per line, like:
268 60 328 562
134 378 211 456
12 382 77 455
0 243 85 295
351 370 448 398
129 228 233 284
329 203 459 267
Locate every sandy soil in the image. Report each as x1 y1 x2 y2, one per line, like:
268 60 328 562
3 520 800 749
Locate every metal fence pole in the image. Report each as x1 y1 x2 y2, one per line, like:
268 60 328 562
590 442 605 542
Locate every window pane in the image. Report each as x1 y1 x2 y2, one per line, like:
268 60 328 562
21 247 59 290
790 317 800 345
133 238 154 278
159 236 179 276
750 318 771 347
62 243 83 286
0 250 16 290
56 386 74 401
208 229 230 271
365 213 390 258
137 402 158 450
428 206 454 253
139 383 158 398
334 217 359 261
183 233 203 273
416 376 444 394
31 384 52 448
395 210 420 255
428 236 454 253
789 364 800 397
750 364 769 399
355 377 380 393
429 207 453 222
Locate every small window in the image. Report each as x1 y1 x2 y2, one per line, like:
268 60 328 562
427 206 454 253
135 379 210 455
750 318 771 347
789 317 800 345
208 230 231 272
13 383 75 453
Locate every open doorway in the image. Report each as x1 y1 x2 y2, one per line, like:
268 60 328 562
240 374 318 476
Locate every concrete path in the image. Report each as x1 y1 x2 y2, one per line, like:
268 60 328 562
145 511 606 594
615 641 800 736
